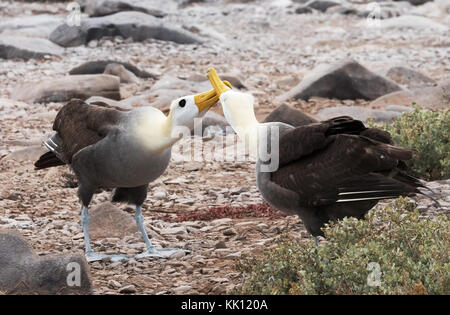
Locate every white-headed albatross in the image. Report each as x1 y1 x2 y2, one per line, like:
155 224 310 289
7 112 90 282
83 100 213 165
35 81 231 262
206 68 427 245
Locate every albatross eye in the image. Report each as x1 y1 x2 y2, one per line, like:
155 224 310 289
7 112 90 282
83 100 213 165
178 99 186 107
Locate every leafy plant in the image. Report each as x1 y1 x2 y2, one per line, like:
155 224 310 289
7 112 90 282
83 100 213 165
234 197 449 295
375 107 449 181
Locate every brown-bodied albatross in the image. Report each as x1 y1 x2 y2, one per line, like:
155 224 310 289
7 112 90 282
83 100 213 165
206 68 427 245
35 82 230 262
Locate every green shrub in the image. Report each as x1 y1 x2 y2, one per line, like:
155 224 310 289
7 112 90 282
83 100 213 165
234 198 449 295
377 107 449 181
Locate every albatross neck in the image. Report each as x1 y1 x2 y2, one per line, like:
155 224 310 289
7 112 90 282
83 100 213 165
225 103 260 155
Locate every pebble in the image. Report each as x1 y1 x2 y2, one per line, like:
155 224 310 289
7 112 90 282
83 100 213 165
119 284 137 294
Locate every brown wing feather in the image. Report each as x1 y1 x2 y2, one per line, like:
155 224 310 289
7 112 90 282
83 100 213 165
272 118 418 208
53 99 126 163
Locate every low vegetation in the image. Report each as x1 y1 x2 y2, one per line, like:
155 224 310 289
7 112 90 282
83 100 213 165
377 107 449 181
234 198 449 295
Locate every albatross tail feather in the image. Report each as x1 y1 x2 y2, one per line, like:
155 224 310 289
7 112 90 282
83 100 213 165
34 151 65 169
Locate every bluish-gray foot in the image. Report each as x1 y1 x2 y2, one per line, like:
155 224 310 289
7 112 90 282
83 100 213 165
85 251 129 263
314 236 318 247
134 205 181 259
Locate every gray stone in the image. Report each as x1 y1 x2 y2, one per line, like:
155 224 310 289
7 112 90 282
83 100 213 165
0 36 63 60
69 60 156 78
264 104 317 127
84 0 166 18
0 229 92 295
276 59 401 102
49 11 203 47
316 106 403 123
371 79 450 109
295 6 313 14
104 63 140 84
307 0 339 12
12 74 121 103
89 202 139 240
393 0 434 5
386 66 436 88
119 284 137 294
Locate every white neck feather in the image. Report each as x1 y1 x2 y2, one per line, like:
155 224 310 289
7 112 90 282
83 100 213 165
221 91 260 155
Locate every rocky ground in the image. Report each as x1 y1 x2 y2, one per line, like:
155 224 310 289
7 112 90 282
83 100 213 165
0 0 449 294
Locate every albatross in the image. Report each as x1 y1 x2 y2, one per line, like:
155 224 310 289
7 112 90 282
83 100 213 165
34 81 231 262
206 68 427 245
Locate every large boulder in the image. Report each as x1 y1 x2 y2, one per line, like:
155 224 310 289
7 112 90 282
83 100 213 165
370 79 450 109
0 36 63 60
0 15 61 39
386 66 436 88
12 74 121 103
84 0 166 18
0 229 92 295
316 105 406 123
276 59 402 102
69 60 156 78
49 11 203 47
263 104 317 127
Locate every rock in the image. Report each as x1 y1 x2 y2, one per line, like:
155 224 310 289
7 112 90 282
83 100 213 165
186 72 246 89
264 104 317 127
0 229 92 294
197 111 230 136
173 285 192 294
1 146 47 163
107 279 122 289
0 36 63 60
370 79 450 109
69 60 156 79
104 63 140 84
0 14 61 39
275 59 401 102
84 0 166 18
161 226 187 235
12 74 121 103
49 11 203 47
306 0 339 12
393 0 434 6
214 240 227 249
120 74 222 111
223 228 237 236
295 6 313 14
88 202 139 240
225 251 241 259
85 96 126 108
326 5 359 16
119 284 137 294
316 106 403 123
377 15 449 32
386 66 435 88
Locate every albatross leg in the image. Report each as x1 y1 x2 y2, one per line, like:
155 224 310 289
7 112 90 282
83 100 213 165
134 205 180 259
81 206 128 262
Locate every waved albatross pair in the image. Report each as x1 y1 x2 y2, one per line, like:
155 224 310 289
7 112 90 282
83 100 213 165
206 68 427 245
35 80 231 262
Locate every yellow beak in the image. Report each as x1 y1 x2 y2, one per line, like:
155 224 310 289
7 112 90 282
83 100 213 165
206 68 232 97
194 80 232 113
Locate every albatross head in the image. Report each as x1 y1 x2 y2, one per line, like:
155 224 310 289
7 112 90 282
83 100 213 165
206 68 259 152
168 81 232 131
